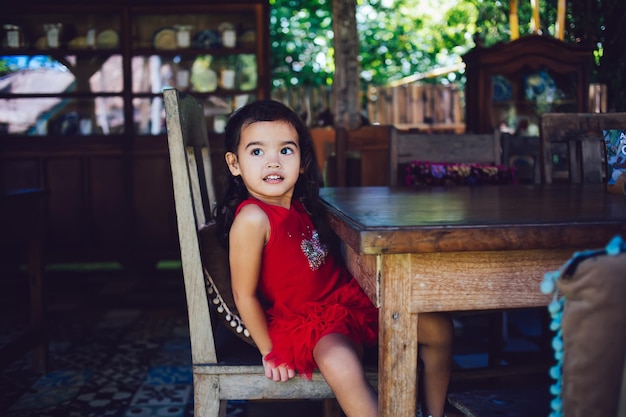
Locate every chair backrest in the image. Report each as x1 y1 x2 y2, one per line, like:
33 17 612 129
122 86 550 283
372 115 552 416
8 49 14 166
328 124 395 186
163 88 253 367
500 133 541 184
389 131 501 186
539 112 626 184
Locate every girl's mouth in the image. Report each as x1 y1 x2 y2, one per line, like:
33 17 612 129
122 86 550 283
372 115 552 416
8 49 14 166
264 174 283 183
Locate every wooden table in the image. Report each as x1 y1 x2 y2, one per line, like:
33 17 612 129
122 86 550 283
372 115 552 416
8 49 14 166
320 184 626 417
0 189 47 373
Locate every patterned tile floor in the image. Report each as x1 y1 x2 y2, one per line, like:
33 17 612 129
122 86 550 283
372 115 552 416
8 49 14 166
1 266 195 417
0 264 549 417
0 265 333 417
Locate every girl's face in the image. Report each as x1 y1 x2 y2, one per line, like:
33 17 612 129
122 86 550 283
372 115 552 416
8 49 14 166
225 120 304 207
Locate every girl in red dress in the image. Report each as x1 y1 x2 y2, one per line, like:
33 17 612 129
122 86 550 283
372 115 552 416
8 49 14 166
215 100 453 417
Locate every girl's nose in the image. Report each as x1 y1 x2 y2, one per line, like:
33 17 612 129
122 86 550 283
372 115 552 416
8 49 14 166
267 155 280 168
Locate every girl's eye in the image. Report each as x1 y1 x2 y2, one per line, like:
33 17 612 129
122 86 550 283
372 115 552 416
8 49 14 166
251 148 264 156
280 147 294 155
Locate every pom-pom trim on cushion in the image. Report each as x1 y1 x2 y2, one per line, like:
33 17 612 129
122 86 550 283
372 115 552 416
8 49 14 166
203 266 252 341
198 221 255 347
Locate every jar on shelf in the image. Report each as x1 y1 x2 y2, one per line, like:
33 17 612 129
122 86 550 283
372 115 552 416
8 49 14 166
174 25 192 48
86 28 97 48
44 23 63 48
3 24 24 48
218 22 236 48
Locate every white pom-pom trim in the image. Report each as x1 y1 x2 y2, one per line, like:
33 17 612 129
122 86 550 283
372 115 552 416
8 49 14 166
203 267 252 341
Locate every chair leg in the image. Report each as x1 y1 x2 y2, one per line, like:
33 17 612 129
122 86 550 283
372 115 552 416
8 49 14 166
194 374 221 417
218 400 228 417
322 398 342 417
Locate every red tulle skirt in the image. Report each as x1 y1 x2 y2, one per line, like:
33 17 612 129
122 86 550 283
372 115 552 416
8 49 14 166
264 279 378 379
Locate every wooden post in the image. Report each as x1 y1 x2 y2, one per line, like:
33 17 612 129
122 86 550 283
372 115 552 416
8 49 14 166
509 0 519 40
332 0 361 130
530 0 541 33
555 0 566 39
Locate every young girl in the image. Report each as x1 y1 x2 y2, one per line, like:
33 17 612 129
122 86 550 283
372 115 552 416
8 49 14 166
215 100 453 417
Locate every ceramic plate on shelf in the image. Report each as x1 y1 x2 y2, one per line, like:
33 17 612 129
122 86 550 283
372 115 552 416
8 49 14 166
239 30 256 48
192 30 220 49
153 27 177 50
96 29 119 49
68 36 88 49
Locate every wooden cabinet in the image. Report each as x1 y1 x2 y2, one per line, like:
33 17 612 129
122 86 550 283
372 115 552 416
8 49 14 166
0 1 269 266
462 35 593 134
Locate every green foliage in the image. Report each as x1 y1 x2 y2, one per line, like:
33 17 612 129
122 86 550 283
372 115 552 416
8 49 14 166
357 0 471 85
269 0 625 110
269 0 334 88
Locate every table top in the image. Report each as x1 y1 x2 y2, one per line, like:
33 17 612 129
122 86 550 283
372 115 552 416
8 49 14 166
320 184 626 254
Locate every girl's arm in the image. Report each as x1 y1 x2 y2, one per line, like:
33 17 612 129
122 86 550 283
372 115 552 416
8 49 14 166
229 204 296 381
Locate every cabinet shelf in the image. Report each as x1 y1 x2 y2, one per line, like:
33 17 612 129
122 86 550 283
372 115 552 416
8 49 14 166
131 47 256 56
0 92 122 99
1 2 269 138
1 48 122 56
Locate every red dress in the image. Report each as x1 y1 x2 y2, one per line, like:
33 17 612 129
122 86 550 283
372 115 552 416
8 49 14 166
236 198 378 378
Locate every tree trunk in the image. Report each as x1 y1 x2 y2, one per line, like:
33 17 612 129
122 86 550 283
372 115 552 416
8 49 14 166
332 0 361 130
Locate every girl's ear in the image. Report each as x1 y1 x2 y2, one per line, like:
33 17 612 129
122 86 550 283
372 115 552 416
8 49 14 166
225 152 240 176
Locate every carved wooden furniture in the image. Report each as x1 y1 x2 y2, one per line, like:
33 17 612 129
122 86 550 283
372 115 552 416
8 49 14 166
463 35 593 134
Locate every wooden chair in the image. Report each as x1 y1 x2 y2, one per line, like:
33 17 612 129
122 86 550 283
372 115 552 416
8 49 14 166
540 112 626 183
388 131 502 186
330 125 394 186
499 133 541 184
163 88 376 417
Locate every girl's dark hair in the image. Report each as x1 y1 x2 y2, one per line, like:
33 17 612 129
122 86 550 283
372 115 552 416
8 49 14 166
215 100 336 251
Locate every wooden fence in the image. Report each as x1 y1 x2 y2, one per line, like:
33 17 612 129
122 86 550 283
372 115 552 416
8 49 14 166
366 83 465 132
271 82 465 133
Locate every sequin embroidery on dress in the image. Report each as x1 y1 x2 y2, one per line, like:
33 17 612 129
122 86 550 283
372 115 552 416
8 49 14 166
300 230 327 270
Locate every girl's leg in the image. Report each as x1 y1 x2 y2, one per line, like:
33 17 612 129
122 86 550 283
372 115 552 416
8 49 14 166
418 312 454 417
313 333 378 417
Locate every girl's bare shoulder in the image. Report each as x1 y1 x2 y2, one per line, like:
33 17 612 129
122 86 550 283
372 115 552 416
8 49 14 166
232 203 270 238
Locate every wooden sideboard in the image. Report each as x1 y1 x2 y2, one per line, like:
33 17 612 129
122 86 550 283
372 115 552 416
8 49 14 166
1 0 269 267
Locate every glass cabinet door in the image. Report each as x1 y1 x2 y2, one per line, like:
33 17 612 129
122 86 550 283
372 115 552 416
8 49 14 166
1 10 123 137
492 67 579 136
130 6 263 136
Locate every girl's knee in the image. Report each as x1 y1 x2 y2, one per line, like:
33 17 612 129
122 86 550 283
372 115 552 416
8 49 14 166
419 313 454 346
313 334 363 377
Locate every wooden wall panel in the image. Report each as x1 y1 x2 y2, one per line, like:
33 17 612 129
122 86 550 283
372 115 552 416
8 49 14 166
45 157 85 249
1 159 41 191
132 155 178 256
89 156 129 250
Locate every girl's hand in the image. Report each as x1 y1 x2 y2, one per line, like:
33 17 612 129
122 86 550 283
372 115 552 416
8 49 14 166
262 354 296 382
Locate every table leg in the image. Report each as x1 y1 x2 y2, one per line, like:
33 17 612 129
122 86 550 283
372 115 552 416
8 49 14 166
378 254 419 417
